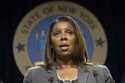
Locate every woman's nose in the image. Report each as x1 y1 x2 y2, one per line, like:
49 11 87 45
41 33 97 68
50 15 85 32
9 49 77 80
60 33 67 41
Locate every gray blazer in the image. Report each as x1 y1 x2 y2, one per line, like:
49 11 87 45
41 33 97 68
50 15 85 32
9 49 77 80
23 64 115 83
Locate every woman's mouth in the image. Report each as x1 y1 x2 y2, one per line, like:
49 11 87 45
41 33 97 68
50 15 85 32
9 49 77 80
59 44 69 51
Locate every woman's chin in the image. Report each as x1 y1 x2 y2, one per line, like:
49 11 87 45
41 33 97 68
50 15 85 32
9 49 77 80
60 50 70 55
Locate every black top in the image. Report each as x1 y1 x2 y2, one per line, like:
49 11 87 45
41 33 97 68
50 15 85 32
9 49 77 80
58 79 78 83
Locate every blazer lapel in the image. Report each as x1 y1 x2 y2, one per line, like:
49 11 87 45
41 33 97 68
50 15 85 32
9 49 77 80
50 66 58 83
78 66 89 83
78 65 97 83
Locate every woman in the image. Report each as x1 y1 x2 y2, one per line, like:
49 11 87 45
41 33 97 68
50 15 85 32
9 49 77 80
23 16 115 83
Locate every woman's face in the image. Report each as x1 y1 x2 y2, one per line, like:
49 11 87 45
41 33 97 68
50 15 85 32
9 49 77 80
51 21 76 57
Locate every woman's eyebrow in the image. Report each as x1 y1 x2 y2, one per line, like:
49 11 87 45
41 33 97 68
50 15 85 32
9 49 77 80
65 26 74 31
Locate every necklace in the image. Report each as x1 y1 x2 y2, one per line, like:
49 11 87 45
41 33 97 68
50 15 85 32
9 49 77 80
57 68 78 81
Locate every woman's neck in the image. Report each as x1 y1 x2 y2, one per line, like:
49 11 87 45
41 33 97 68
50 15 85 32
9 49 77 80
56 60 77 69
60 64 74 69
57 59 73 67
56 55 73 65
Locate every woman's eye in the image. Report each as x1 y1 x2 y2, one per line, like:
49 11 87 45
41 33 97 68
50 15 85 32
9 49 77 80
52 32 60 36
67 31 73 34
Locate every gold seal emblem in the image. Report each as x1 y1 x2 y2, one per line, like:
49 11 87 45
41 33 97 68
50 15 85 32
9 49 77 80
13 1 107 75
